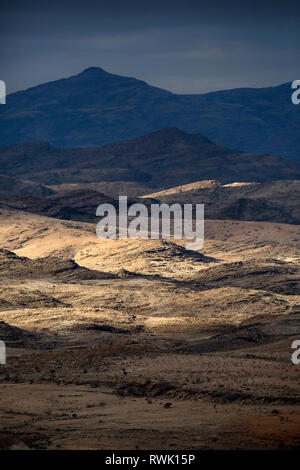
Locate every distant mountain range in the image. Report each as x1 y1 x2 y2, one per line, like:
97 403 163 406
0 67 299 161
1 127 300 187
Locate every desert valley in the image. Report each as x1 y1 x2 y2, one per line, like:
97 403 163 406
0 66 299 451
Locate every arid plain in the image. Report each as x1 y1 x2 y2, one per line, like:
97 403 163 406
0 180 299 449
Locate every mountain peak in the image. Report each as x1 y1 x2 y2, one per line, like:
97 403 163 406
79 66 110 76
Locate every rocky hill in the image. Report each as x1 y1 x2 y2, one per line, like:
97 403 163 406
142 179 300 224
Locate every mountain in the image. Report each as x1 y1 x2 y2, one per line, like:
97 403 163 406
0 67 299 160
0 127 300 188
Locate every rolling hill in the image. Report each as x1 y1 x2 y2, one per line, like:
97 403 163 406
1 127 300 187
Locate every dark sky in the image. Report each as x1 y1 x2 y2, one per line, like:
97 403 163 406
1 0 299 94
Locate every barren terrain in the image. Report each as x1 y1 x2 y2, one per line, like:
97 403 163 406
0 200 299 450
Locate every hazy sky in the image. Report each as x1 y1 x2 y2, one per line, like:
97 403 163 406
1 0 299 94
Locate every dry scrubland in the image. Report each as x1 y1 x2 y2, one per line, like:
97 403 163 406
0 205 299 449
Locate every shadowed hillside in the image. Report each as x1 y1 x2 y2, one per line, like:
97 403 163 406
1 128 300 187
0 67 299 161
